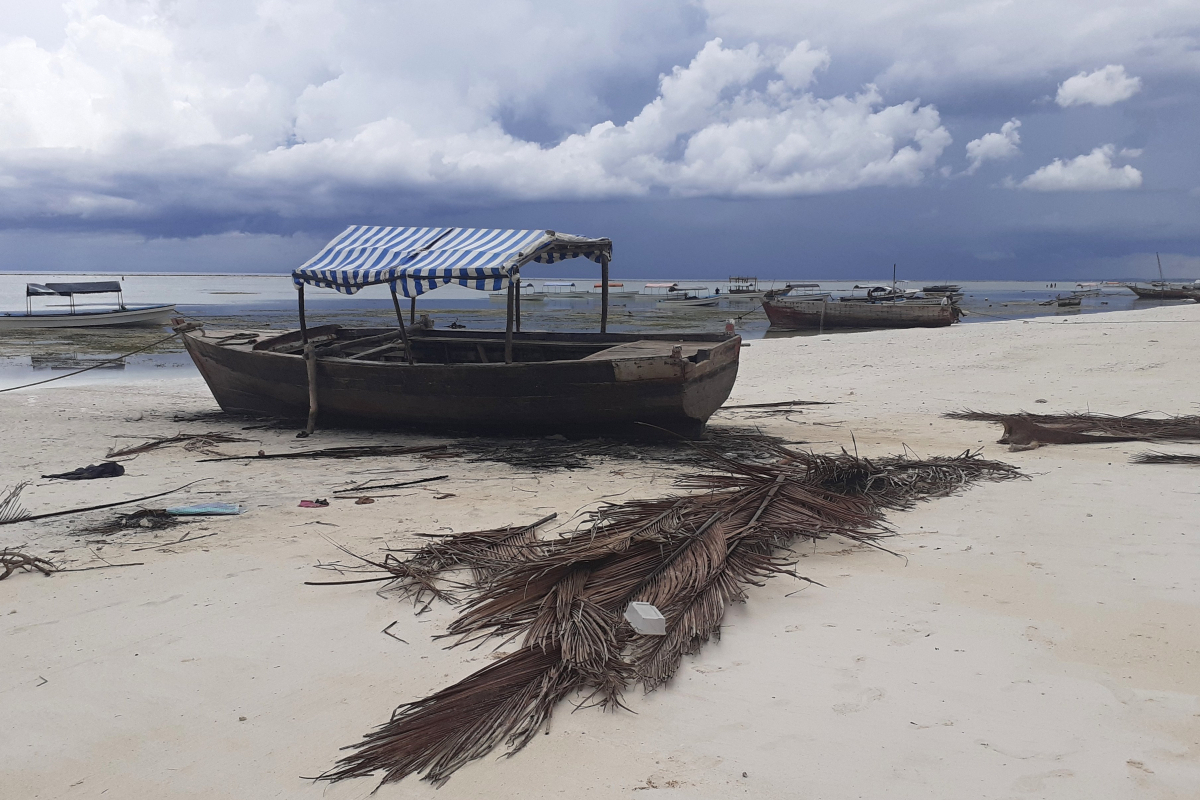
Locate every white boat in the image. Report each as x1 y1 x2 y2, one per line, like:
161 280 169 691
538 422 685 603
726 275 767 299
488 281 545 302
655 285 720 308
588 282 637 299
542 281 589 298
0 281 175 330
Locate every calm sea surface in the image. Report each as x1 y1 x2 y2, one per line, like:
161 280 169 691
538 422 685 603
0 272 1191 386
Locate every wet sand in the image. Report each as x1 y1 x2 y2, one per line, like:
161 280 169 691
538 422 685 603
1 303 1198 799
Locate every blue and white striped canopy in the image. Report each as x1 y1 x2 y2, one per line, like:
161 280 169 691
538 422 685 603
292 226 612 297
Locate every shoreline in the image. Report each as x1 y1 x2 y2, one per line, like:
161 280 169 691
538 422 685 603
1 301 1197 798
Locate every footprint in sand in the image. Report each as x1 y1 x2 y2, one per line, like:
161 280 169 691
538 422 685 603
832 687 885 714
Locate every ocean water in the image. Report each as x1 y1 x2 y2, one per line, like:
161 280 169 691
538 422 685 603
0 272 1191 387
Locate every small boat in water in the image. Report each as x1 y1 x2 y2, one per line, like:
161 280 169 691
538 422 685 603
726 276 766 299
542 281 588 298
762 294 959 330
0 281 175 330
181 226 740 438
590 282 637 299
650 284 720 308
489 281 545 302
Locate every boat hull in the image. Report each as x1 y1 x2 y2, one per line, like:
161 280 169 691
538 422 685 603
0 304 176 330
1126 285 1199 300
181 328 741 438
762 298 956 330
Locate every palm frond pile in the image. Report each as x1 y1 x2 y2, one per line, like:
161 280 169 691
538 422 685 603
1130 452 1200 465
945 410 1200 448
317 446 1021 787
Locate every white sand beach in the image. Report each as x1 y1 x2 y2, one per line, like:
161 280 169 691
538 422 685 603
2 304 1198 799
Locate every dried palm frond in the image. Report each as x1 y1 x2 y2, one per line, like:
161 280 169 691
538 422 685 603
0 482 30 524
1131 451 1200 465
945 410 1200 445
319 448 1021 787
106 432 249 458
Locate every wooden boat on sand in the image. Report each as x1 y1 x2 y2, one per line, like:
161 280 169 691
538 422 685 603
762 294 958 330
1124 283 1200 300
180 225 741 438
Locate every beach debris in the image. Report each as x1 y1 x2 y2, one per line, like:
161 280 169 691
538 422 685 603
624 602 666 635
166 503 241 516
299 499 330 508
945 411 1200 449
1130 452 1200 465
355 497 375 505
0 549 56 580
314 447 1020 786
106 432 249 458
42 462 125 480
719 399 834 410
0 482 30 524
0 479 209 527
334 475 448 494
198 444 449 462
81 509 179 537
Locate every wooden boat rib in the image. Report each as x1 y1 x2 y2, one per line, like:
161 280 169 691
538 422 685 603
762 295 957 330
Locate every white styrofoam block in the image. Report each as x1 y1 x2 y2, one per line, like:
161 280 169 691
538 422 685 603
624 601 667 636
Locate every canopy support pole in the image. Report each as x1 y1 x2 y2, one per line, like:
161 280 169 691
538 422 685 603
303 343 318 436
514 269 522 332
504 280 515 364
297 284 309 344
600 254 610 334
410 296 416 324
389 286 415 366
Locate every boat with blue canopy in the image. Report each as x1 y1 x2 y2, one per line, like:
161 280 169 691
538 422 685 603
178 225 741 437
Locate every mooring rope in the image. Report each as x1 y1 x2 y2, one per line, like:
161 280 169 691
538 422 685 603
0 330 183 394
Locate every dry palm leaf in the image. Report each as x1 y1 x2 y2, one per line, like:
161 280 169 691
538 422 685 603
317 446 1021 787
946 410 1200 447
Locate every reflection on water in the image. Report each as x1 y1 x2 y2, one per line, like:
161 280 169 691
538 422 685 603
30 354 126 371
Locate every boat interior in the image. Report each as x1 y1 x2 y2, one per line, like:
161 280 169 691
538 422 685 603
244 324 732 366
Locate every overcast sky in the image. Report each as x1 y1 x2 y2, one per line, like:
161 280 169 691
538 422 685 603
1 0 1197 280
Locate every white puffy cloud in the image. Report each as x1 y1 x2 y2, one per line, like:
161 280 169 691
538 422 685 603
702 1 1199 93
0 5 952 222
964 118 1021 174
1056 65 1142 107
1017 145 1142 191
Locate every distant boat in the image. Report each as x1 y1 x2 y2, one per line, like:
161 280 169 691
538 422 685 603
651 285 720 308
922 284 964 300
489 281 545 302
762 294 958 330
542 281 588 298
1123 282 1199 300
0 281 175 330
590 282 637 299
726 276 767 299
